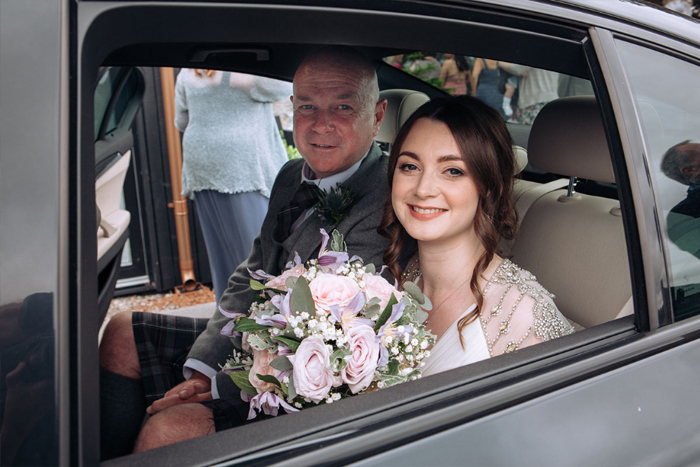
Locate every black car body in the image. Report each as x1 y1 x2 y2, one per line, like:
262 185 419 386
1 0 699 465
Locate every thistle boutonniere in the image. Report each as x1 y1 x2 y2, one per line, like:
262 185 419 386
314 186 357 225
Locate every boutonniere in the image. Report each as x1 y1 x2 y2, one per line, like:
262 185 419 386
314 186 357 225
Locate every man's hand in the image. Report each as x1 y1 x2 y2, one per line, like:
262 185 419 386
146 371 213 415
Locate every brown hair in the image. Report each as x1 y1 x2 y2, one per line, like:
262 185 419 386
379 95 518 335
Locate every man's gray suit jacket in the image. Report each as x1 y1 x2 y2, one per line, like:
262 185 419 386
187 142 394 399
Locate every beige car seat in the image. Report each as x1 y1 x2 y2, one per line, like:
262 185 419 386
376 89 431 144
509 96 632 329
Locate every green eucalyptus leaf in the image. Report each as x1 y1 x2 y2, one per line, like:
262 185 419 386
422 294 433 311
232 318 272 333
270 355 293 372
250 279 267 290
374 294 398 332
274 336 301 352
364 304 382 319
246 333 274 351
256 374 282 388
249 279 285 294
387 358 400 376
367 297 381 307
330 347 351 363
331 229 345 252
414 307 429 324
381 374 408 387
229 370 257 396
290 276 316 317
402 281 425 305
364 263 376 275
285 276 298 289
230 335 243 349
288 372 297 399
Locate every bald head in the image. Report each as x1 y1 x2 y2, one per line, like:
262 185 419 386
294 46 380 109
662 140 700 185
291 46 387 179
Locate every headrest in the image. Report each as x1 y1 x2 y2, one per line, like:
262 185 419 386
513 145 528 174
528 96 615 183
376 89 430 144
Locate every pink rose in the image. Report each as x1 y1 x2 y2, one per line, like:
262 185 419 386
266 264 307 290
361 273 401 310
341 325 380 393
308 274 360 315
289 336 341 403
248 349 279 393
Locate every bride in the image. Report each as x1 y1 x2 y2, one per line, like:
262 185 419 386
379 96 574 376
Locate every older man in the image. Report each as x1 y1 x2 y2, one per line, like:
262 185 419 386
99 46 396 457
661 140 700 260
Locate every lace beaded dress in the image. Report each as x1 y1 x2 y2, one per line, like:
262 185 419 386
411 259 575 376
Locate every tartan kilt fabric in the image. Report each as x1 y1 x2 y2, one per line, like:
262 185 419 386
131 312 269 431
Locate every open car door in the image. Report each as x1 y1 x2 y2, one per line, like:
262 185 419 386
94 67 144 324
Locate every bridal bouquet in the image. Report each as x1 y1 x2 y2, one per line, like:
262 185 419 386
220 229 435 420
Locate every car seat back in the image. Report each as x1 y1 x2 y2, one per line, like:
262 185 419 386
510 97 632 329
376 89 430 144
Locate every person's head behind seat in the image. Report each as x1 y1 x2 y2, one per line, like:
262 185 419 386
661 140 700 185
380 95 518 281
292 46 386 179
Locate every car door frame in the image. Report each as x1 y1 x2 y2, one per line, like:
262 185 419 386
74 1 700 466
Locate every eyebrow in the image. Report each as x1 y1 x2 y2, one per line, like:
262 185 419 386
398 151 464 163
294 92 359 102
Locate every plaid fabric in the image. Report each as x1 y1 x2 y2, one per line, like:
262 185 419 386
132 312 276 432
276 182 321 238
132 312 210 405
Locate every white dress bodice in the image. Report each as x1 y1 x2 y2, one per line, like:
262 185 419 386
422 304 489 376
417 259 575 377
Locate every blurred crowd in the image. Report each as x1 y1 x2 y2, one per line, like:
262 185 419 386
386 52 593 126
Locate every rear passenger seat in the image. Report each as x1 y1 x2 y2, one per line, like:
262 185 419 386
509 96 633 330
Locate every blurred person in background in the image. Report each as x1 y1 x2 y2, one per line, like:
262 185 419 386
409 52 442 81
175 69 292 302
440 53 470 95
470 58 504 117
497 62 559 125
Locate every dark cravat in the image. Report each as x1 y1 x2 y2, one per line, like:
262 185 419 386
277 182 321 238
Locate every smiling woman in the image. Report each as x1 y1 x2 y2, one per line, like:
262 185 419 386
380 96 573 372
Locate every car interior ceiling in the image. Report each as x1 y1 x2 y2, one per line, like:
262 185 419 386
83 6 644 460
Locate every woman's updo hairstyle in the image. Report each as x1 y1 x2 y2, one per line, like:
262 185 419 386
379 95 519 331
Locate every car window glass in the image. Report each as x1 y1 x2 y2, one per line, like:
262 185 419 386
384 52 593 128
94 67 140 141
616 40 700 320
94 67 121 140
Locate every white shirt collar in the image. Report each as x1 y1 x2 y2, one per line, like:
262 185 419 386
301 148 370 192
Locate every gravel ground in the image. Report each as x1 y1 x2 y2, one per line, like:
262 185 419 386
101 285 216 334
